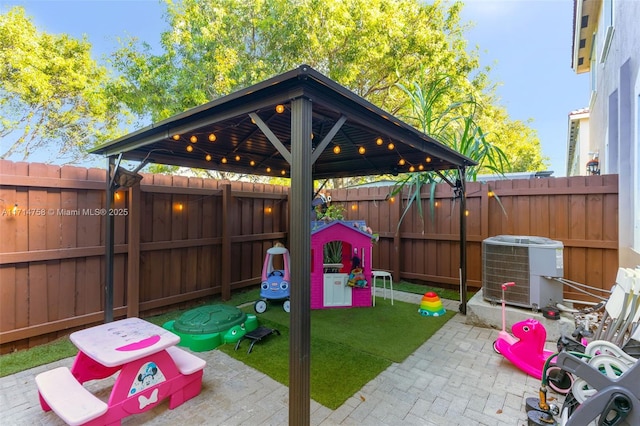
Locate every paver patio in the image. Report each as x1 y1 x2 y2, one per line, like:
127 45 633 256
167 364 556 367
1 293 551 425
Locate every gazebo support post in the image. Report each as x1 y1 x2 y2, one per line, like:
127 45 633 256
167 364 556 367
289 95 313 425
458 167 468 315
104 155 116 323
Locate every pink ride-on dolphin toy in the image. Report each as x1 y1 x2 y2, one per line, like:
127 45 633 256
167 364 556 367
493 282 555 380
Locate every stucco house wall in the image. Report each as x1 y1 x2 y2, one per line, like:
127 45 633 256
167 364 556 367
571 0 639 267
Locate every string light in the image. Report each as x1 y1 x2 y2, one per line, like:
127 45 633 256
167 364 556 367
250 160 256 166
208 133 216 142
387 143 394 150
235 155 240 161
375 137 383 146
418 164 424 171
172 134 180 141
266 167 272 173
333 145 341 154
190 135 198 143
275 104 285 113
186 145 194 152
465 210 470 216
488 190 494 197
358 146 366 155
221 157 227 164
426 156 432 163
409 165 415 172
281 170 286 176
176 203 184 211
398 159 405 166
265 207 273 214
351 204 358 211
205 154 212 161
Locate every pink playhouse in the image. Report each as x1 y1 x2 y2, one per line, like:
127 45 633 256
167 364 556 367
310 220 373 309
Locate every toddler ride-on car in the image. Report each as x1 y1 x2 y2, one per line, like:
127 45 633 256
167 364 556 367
254 245 291 313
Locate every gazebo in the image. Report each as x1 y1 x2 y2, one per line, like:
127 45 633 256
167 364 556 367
90 64 476 425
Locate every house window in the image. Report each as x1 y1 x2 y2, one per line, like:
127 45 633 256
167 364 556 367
600 0 615 63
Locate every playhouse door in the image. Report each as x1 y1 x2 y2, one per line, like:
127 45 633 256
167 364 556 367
323 274 352 307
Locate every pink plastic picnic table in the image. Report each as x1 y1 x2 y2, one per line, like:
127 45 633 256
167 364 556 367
40 317 205 425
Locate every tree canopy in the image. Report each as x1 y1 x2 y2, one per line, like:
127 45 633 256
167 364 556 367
110 0 546 173
0 7 132 163
2 0 547 172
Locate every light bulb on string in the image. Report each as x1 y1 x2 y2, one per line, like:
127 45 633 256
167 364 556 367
398 158 405 166
275 104 285 113
186 145 194 152
375 137 383 146
190 135 198 143
221 157 227 164
333 145 341 154
358 146 366 155
205 154 212 161
208 133 216 142
172 134 180 141
387 143 395 150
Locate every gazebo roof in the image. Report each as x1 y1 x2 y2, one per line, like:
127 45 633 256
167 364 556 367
90 65 475 178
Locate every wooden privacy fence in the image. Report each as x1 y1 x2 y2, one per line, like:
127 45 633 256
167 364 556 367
331 174 619 303
0 160 618 352
0 161 289 352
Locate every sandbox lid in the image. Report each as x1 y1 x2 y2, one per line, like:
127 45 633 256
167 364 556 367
173 305 248 334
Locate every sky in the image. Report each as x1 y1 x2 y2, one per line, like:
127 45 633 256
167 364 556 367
7 0 589 177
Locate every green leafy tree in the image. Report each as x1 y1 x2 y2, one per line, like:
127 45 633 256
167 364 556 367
109 0 486 121
110 0 543 184
0 7 131 162
476 106 549 172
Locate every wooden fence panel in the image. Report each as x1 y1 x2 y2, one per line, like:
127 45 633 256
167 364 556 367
335 174 618 299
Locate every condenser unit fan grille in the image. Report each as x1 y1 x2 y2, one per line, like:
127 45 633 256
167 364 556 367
482 244 531 306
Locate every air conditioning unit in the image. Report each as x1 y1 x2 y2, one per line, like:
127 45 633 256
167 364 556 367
482 235 564 310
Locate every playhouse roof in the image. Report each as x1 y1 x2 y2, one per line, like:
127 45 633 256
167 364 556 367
311 220 372 239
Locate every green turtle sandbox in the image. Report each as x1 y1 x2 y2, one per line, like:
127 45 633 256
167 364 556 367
163 305 258 352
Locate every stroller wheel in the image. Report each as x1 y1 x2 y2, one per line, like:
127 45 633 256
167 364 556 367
283 300 291 313
493 340 501 354
546 365 573 394
254 300 267 313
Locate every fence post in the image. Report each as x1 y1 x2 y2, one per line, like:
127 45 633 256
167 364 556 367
105 156 115 323
221 184 231 301
126 182 140 317
392 188 403 282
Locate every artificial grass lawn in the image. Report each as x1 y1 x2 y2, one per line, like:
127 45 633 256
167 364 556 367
219 296 455 409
